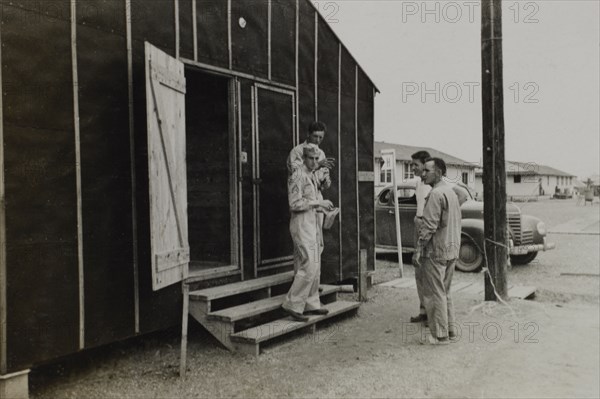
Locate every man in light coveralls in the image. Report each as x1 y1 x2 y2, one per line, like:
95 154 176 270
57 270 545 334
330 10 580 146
413 157 462 345
282 144 334 321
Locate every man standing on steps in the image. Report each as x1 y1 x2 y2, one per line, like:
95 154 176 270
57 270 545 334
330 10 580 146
282 144 335 321
409 150 432 324
413 157 462 345
287 121 335 197
287 121 337 294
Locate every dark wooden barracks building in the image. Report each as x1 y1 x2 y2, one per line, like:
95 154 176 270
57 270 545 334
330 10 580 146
0 0 378 393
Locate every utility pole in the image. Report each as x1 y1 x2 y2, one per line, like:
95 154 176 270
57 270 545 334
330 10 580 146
481 0 508 301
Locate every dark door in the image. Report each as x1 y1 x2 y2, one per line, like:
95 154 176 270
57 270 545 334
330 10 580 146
253 85 296 272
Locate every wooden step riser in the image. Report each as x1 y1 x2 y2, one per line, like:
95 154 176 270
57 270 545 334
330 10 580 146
230 293 337 333
233 306 359 356
189 290 344 351
231 301 360 344
234 324 319 356
208 291 339 332
196 282 293 311
233 309 284 333
320 291 338 304
210 287 272 312
231 294 336 333
188 292 334 350
207 291 338 321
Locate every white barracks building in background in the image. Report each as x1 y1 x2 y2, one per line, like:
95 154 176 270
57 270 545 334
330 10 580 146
374 141 477 195
474 161 577 201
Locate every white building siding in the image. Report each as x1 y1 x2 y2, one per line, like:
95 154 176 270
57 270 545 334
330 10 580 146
474 174 575 199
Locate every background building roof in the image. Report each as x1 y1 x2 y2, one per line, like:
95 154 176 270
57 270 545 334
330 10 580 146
374 141 475 168
475 161 576 177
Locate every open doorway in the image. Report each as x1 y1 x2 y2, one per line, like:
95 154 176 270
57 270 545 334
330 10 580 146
185 68 239 275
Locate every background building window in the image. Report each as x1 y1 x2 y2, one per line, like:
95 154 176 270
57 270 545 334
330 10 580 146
380 169 392 183
462 172 469 185
514 175 522 183
404 162 414 180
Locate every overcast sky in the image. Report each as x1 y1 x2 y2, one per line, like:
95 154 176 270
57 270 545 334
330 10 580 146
322 0 599 180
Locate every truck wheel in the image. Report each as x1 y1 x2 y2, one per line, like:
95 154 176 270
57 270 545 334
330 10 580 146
510 252 538 265
457 238 484 272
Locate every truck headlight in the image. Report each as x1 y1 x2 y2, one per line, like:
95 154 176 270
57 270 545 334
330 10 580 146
537 221 547 236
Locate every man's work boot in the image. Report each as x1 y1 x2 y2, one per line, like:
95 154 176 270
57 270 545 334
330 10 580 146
419 335 450 345
449 331 459 342
282 306 309 322
410 314 428 323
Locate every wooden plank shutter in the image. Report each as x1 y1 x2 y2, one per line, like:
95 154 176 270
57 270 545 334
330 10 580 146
145 42 190 290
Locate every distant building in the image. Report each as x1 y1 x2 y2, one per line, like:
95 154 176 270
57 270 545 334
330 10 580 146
374 141 477 194
474 161 576 201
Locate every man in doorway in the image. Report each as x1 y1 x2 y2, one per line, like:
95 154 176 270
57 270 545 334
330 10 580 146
287 121 338 273
282 144 335 321
287 121 335 193
409 150 432 324
413 157 462 345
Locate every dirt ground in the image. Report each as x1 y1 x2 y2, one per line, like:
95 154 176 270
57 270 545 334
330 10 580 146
29 198 600 398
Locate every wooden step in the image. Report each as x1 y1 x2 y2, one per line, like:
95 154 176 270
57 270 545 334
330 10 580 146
189 271 294 301
207 284 342 322
230 300 360 346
